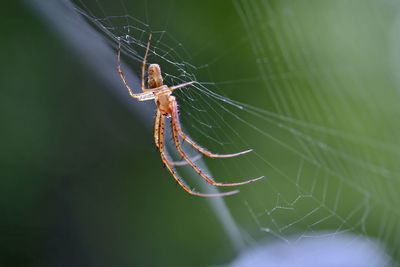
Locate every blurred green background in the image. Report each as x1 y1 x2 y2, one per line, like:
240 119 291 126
2 0 400 266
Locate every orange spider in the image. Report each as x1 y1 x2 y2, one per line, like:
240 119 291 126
118 33 264 197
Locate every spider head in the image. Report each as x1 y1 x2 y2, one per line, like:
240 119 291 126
148 64 163 88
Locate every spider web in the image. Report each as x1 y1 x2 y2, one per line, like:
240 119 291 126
67 0 400 265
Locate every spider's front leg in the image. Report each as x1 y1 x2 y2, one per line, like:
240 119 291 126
154 109 201 166
169 98 264 187
170 98 253 158
155 109 239 197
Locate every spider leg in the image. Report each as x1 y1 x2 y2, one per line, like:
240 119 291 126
157 111 239 197
165 154 202 166
168 81 196 91
143 81 196 97
170 104 263 186
170 98 253 158
154 109 161 149
141 33 152 91
141 82 195 97
155 109 200 166
118 41 155 101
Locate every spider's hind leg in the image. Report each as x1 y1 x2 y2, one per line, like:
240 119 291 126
141 33 152 90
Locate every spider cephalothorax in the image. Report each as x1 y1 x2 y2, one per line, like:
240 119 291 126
118 33 264 197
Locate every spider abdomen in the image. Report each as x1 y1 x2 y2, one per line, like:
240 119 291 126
148 64 163 88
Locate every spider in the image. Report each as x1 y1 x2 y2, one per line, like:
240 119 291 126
118 33 264 197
